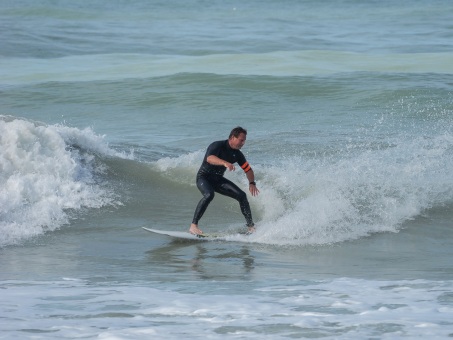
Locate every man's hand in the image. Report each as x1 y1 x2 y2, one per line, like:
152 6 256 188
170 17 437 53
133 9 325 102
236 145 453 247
207 155 235 171
249 183 260 197
224 162 235 171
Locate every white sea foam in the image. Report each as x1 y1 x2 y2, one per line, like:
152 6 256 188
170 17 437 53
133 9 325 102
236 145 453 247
0 117 129 247
154 150 204 185
251 131 453 245
1 278 452 339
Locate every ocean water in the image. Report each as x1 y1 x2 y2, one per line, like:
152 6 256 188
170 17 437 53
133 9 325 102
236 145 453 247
1 0 453 338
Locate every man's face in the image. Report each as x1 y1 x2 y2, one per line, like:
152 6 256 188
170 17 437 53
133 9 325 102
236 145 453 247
229 133 247 150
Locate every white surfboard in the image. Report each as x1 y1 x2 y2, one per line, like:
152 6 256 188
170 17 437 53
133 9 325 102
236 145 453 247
142 227 223 240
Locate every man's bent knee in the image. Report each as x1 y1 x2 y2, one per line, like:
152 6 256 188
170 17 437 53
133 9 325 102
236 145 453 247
237 190 247 202
203 191 215 203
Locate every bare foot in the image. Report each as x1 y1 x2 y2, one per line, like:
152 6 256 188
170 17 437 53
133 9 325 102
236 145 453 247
189 224 203 235
247 226 256 234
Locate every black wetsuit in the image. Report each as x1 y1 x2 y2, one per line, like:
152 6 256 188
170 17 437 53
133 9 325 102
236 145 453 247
192 140 254 227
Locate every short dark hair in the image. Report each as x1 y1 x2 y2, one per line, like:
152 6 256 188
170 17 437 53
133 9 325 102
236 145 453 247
229 126 247 139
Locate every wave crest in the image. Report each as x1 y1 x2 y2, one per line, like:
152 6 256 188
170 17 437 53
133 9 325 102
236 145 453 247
0 116 129 247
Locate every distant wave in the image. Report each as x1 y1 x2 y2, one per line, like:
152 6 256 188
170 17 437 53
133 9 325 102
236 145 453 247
2 51 453 85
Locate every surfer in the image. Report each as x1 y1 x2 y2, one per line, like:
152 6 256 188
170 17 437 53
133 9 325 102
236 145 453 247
189 126 260 235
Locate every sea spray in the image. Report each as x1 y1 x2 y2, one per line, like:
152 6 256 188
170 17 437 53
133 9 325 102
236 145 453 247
0 117 129 247
253 130 453 245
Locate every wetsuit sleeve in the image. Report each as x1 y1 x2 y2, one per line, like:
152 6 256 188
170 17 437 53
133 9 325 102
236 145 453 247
205 141 223 158
237 152 252 173
198 141 228 176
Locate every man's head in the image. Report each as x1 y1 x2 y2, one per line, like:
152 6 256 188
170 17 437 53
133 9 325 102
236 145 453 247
228 126 247 150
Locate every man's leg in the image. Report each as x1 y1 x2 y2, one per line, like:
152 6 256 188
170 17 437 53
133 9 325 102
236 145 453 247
190 177 215 234
216 178 254 228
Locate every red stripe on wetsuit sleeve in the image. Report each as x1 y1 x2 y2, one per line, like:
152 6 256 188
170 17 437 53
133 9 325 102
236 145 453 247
241 162 251 173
